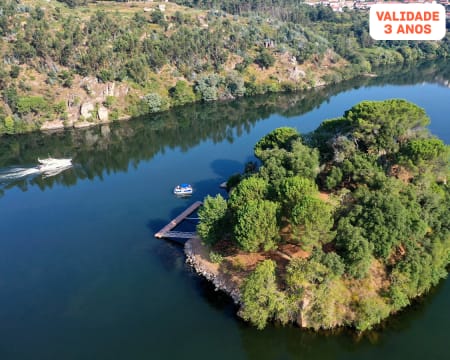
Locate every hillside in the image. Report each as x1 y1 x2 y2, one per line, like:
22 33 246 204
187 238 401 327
0 0 449 135
193 99 450 331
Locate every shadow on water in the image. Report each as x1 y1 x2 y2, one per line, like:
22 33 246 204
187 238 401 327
210 159 244 178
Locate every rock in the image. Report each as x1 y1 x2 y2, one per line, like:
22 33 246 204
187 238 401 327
73 121 93 129
289 67 306 81
106 82 115 97
98 106 108 122
40 120 64 131
80 102 95 119
184 239 241 305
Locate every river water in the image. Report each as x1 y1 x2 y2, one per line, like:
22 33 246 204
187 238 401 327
0 61 449 359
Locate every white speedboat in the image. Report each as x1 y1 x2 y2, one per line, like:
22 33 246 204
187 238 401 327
173 183 193 196
37 158 72 172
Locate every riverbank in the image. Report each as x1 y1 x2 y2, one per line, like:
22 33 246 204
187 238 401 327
1 0 448 136
185 237 242 304
185 236 311 326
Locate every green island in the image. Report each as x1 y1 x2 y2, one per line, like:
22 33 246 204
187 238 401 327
188 99 450 331
1 0 449 135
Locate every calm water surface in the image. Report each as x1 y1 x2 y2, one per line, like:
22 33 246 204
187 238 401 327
0 64 449 359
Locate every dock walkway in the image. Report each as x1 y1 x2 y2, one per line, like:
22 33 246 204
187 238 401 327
154 201 202 239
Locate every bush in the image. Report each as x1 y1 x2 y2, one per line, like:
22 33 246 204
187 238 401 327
16 96 49 115
143 93 165 113
255 49 275 69
209 251 224 264
169 80 195 106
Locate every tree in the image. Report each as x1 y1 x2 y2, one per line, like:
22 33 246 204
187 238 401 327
197 194 228 246
354 296 390 331
325 166 343 190
351 188 427 260
143 93 165 113
239 260 285 330
254 127 300 158
276 176 317 215
255 49 275 69
288 139 320 179
170 81 196 106
344 99 430 154
228 176 269 211
335 218 374 279
234 200 279 252
195 74 223 102
225 71 245 97
291 196 334 250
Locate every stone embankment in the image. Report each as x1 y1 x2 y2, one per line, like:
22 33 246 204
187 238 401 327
185 237 241 304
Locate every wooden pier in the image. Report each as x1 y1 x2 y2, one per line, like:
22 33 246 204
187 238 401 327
154 201 202 239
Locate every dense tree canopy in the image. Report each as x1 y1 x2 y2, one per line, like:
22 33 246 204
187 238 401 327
197 99 450 331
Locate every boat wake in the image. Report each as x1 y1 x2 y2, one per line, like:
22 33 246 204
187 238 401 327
0 167 41 181
0 158 73 183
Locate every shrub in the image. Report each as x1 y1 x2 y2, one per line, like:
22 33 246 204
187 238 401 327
209 251 224 264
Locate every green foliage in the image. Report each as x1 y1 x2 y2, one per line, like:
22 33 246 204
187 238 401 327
325 166 343 190
225 71 245 97
286 249 346 329
255 129 319 183
170 81 196 106
1 1 447 135
340 153 386 188
277 176 317 211
143 93 165 113
344 99 430 154
234 200 279 252
225 173 241 191
58 0 89 7
104 96 116 108
254 127 300 158
228 176 269 211
350 187 427 261
16 96 49 115
197 99 449 331
335 218 374 279
3 116 15 134
197 194 228 247
53 101 66 115
399 138 448 177
240 260 286 330
209 251 224 264
354 296 390 331
287 254 331 289
291 196 334 250
10 65 20 79
288 139 320 179
195 74 223 102
255 49 275 69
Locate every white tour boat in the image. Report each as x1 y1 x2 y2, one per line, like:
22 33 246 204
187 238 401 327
173 183 193 196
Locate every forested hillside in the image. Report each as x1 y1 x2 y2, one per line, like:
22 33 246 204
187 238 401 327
0 0 448 135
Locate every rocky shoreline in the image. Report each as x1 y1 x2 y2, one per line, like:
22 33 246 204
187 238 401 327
184 237 241 304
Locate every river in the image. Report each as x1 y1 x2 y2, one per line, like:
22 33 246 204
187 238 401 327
0 61 449 359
